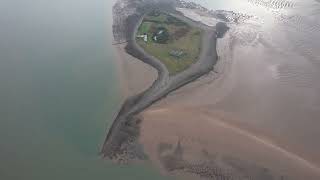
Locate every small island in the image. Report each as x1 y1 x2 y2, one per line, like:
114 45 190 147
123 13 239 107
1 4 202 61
136 11 202 74
102 0 222 162
100 0 320 180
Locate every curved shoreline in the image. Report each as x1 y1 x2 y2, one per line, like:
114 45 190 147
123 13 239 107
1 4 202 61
101 3 220 161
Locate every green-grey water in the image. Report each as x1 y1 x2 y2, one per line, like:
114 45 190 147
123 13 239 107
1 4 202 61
0 0 167 179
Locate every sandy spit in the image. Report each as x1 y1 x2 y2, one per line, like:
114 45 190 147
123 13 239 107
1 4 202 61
102 4 218 161
113 44 158 99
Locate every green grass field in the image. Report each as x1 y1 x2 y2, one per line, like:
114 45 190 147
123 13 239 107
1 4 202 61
136 12 202 75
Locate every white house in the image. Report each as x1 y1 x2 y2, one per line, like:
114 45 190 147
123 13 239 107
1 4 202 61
137 34 148 42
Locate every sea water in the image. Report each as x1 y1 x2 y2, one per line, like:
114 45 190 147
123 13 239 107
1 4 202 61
0 0 167 179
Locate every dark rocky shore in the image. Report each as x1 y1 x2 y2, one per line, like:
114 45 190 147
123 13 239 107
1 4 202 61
99 0 320 179
101 1 294 179
102 0 228 161
100 1 246 178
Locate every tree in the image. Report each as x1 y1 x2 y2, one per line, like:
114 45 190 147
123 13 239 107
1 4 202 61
153 27 170 44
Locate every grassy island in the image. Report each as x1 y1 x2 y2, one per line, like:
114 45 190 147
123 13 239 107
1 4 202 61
136 11 202 75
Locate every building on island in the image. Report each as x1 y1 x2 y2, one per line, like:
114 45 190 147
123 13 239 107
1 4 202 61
153 27 169 44
137 33 148 42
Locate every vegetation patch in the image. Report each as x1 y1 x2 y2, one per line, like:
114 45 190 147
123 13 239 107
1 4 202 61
136 11 202 75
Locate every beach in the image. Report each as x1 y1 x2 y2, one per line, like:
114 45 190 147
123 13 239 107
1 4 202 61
114 44 158 99
138 7 320 179
109 0 320 179
102 1 219 161
140 106 320 179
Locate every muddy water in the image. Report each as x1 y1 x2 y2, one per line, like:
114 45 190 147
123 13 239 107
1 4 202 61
0 0 167 179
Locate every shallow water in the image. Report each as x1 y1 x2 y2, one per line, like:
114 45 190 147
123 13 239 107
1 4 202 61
0 0 167 179
2 0 320 179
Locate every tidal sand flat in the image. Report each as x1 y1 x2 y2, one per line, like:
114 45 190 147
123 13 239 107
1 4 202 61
140 1 320 179
0 0 168 179
102 0 218 163
106 0 320 179
140 107 320 180
114 44 157 99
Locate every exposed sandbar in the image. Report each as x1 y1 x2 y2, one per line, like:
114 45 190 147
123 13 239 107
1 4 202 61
139 6 320 179
114 44 157 99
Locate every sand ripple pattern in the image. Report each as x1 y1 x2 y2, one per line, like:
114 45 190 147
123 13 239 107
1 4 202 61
276 14 320 34
275 13 320 66
277 63 319 88
291 38 320 66
229 25 262 47
248 0 296 9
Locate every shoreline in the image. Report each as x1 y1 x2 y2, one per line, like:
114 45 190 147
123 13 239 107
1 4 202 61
113 44 158 99
101 1 221 162
104 0 320 179
137 5 320 179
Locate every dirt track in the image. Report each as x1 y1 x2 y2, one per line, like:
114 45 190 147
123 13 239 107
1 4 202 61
101 1 220 162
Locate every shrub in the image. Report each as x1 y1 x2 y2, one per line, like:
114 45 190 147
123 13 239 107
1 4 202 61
153 27 170 44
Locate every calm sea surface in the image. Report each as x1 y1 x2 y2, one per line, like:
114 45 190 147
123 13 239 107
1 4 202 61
0 0 166 179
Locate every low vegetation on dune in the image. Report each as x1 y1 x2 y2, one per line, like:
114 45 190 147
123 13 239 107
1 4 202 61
136 11 202 75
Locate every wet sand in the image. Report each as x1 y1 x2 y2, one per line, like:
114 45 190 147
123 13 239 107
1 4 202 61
109 0 320 179
114 44 157 99
140 106 320 179
139 60 320 179
138 8 320 179
102 0 219 161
